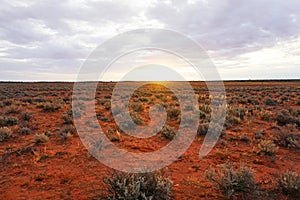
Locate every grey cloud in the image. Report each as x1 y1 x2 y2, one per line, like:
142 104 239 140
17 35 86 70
146 0 300 56
0 0 299 80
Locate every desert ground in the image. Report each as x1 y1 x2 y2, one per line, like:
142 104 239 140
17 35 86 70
0 81 299 199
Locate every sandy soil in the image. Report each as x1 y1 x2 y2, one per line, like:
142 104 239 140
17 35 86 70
0 81 299 199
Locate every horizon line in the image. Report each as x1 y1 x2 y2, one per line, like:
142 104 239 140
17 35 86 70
0 78 300 83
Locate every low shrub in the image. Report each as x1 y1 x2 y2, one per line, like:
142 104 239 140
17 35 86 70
130 112 144 125
0 127 12 142
19 127 31 135
5 105 20 114
197 123 209 136
254 129 266 139
100 171 173 200
40 102 61 112
167 107 180 119
198 122 226 137
104 102 111 110
104 94 111 99
33 97 46 103
139 97 149 102
205 163 258 199
0 116 19 126
257 139 277 156
62 113 73 124
22 98 32 103
265 98 278 106
160 125 176 139
60 126 77 137
199 104 211 114
132 102 143 112
199 110 207 119
21 111 33 121
34 133 49 144
276 109 294 126
260 111 272 121
3 99 12 106
277 170 300 198
274 125 300 149
226 115 240 127
6 116 19 126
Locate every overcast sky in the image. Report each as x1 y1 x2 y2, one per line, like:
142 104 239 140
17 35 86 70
1 0 300 81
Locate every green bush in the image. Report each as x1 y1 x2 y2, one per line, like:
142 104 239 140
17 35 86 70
139 97 149 102
34 133 49 144
199 110 208 119
205 163 258 199
33 97 46 103
60 125 77 136
277 170 300 198
62 113 73 124
40 102 61 112
226 114 240 127
132 103 143 112
197 123 209 136
199 104 212 114
104 94 111 99
265 98 278 106
0 116 19 126
22 97 32 103
21 111 33 121
276 109 294 126
104 102 111 110
19 127 31 135
130 112 144 125
5 105 20 114
260 111 272 121
257 139 277 156
0 127 12 142
160 125 176 139
274 125 300 149
100 171 173 200
167 107 180 119
3 99 12 106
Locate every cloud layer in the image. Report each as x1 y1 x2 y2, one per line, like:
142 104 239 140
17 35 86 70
0 0 299 80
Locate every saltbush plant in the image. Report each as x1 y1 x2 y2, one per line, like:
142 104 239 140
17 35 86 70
197 123 209 136
38 101 62 112
160 125 176 139
265 98 278 106
205 163 258 199
62 113 73 124
0 127 12 142
0 116 19 126
257 139 277 156
21 111 33 121
277 170 300 198
167 107 180 119
274 125 300 149
5 105 20 114
101 171 173 200
19 127 31 135
132 102 143 112
34 133 49 144
276 109 294 126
